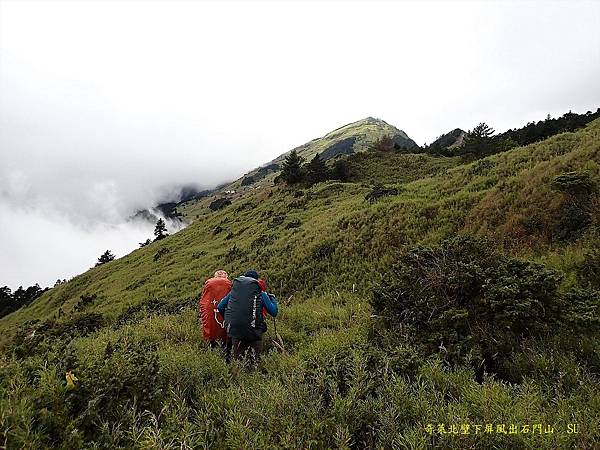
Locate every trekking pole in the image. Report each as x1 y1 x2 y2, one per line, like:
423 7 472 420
271 316 287 355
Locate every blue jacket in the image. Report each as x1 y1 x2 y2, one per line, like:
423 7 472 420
217 291 278 317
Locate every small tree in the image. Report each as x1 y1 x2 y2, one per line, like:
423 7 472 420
332 159 349 182
551 171 597 242
154 219 168 241
551 171 597 201
469 122 495 140
372 135 395 152
281 150 304 184
463 122 496 157
96 250 115 266
304 153 329 185
139 238 152 248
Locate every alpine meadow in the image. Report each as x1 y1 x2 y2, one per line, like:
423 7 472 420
1 108 600 449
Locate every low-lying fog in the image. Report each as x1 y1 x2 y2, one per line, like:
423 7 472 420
2 0 599 290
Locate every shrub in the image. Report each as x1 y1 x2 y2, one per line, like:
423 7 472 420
73 293 97 311
114 298 195 327
251 234 276 249
190 250 207 259
371 235 564 379
285 218 301 229
559 288 600 332
469 159 496 175
153 247 170 261
241 175 255 186
552 203 592 242
225 244 244 262
13 313 106 358
268 215 286 228
287 199 307 209
577 248 600 289
67 339 164 440
209 198 232 211
551 171 597 199
234 201 256 212
311 242 336 260
365 184 400 203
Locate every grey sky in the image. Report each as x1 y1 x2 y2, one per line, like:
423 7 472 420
1 0 599 288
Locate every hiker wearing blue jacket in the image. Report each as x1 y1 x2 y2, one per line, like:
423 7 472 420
217 269 278 363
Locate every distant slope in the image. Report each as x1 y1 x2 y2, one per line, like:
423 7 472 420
275 116 418 163
424 108 600 157
427 128 466 151
176 117 418 220
240 117 416 186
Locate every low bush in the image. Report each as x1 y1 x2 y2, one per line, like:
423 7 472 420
153 247 171 261
114 297 195 327
552 203 592 242
13 312 106 358
551 171 597 199
209 198 232 211
576 248 600 289
73 293 97 311
469 159 496 175
371 235 570 379
365 183 400 203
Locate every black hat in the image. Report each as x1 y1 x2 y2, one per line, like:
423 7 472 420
244 269 259 279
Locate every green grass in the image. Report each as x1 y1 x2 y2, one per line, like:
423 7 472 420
177 117 416 221
270 116 415 167
1 119 599 448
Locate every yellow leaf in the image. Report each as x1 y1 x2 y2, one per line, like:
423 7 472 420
65 371 78 390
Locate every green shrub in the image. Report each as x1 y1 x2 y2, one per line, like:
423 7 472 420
153 247 170 261
114 297 195 327
559 288 600 331
469 159 496 175
365 183 400 203
576 248 600 289
550 171 597 242
552 203 592 242
67 338 164 441
12 312 106 358
551 171 597 199
73 293 98 311
371 235 564 379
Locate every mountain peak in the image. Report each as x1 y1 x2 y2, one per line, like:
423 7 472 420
291 117 417 161
359 116 382 124
228 118 418 189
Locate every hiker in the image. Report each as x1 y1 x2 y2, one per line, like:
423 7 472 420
199 270 232 352
217 269 278 364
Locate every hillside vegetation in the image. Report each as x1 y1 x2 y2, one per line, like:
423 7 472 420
1 119 600 449
190 117 418 214
271 116 417 164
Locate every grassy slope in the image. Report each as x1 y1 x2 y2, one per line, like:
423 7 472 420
1 119 599 448
2 119 599 339
177 117 417 221
275 116 414 163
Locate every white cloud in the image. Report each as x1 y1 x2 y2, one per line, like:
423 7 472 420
0 205 155 288
0 0 599 287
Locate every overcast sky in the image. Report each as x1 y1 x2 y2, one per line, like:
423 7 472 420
1 0 599 289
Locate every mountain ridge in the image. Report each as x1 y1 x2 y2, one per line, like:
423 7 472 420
175 116 418 219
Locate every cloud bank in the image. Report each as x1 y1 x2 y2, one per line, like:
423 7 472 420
1 0 599 288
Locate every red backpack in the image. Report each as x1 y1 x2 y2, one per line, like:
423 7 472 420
199 277 232 342
258 278 268 317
